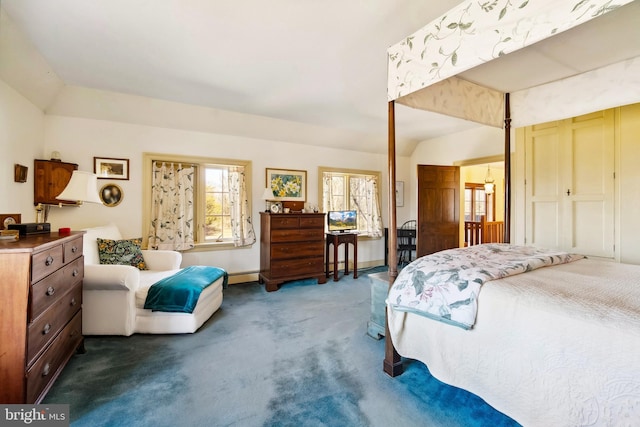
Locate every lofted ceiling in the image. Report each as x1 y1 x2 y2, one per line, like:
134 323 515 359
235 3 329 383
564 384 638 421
2 1 639 156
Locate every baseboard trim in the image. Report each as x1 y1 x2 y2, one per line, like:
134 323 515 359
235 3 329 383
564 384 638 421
226 260 385 285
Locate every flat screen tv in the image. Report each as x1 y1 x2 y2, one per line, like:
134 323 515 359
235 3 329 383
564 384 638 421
327 210 357 233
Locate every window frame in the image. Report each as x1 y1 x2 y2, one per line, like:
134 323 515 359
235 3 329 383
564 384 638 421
464 182 495 222
142 153 252 251
318 166 382 239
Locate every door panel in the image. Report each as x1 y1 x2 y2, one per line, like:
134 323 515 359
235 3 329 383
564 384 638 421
525 122 563 249
564 110 614 257
524 109 614 258
417 165 460 257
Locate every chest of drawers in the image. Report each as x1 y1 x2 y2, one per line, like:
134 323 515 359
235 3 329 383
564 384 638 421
0 232 84 403
259 212 326 291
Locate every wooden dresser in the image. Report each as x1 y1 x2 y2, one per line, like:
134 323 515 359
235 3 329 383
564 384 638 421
0 232 84 403
259 212 326 291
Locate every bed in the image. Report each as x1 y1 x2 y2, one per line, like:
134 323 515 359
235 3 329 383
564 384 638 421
387 244 640 425
382 1 640 425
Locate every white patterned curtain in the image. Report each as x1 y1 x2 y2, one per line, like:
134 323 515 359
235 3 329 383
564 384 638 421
349 175 383 238
228 166 256 247
322 172 341 212
148 162 195 251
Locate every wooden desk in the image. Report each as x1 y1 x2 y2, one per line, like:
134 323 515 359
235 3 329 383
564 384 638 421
325 232 358 281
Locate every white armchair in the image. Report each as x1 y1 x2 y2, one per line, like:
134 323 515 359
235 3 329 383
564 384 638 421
81 224 223 336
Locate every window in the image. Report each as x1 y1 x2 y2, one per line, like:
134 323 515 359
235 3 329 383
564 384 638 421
205 166 231 241
464 183 494 222
319 167 383 238
143 153 254 250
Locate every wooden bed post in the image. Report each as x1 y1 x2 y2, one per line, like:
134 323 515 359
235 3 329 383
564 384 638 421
504 93 512 244
384 100 403 377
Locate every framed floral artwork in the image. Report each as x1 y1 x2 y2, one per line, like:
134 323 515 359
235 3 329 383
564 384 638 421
266 168 306 202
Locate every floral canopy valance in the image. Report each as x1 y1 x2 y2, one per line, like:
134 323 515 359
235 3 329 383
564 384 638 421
387 0 635 128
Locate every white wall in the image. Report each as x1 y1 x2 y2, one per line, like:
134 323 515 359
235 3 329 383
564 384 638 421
42 89 398 275
0 78 45 219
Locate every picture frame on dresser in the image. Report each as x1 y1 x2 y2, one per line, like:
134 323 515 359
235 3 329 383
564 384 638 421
266 168 306 202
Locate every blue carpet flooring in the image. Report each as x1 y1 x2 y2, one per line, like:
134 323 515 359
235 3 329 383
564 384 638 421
44 266 520 426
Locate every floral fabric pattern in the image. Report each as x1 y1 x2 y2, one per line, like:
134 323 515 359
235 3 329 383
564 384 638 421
228 166 256 247
148 162 195 251
97 237 148 270
387 0 633 101
387 244 584 329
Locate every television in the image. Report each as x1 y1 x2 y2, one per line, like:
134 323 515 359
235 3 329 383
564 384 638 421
327 210 357 233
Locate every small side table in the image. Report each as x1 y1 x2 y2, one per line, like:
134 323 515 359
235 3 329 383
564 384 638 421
325 232 358 281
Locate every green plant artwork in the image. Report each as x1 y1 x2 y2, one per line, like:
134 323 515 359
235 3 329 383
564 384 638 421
266 168 306 201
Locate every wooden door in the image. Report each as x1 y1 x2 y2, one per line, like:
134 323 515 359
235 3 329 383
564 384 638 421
417 165 460 257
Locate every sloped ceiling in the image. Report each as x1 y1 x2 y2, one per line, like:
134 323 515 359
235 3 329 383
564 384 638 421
2 1 639 156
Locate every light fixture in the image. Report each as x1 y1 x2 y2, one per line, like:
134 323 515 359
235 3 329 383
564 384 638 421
484 165 495 195
262 187 274 212
56 171 102 204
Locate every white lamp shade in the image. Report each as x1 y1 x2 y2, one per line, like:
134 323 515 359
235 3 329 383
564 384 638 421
484 182 495 194
56 171 102 204
262 187 275 200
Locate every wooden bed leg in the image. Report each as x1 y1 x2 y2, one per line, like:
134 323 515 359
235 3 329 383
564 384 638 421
383 318 403 377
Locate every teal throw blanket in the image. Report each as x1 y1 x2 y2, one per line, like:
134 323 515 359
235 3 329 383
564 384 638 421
144 266 228 313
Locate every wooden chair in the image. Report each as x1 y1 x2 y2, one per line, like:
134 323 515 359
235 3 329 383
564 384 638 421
397 220 417 265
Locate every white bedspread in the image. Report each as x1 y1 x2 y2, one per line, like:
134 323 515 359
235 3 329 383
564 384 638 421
388 258 640 426
387 244 583 329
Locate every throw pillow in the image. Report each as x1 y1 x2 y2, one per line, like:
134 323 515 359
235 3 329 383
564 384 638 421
97 237 148 270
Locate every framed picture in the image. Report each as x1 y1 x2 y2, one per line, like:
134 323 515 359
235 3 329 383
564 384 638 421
99 183 124 207
266 168 306 202
14 164 28 183
94 157 129 180
396 181 404 207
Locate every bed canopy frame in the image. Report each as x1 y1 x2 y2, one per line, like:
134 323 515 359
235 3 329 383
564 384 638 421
384 0 640 376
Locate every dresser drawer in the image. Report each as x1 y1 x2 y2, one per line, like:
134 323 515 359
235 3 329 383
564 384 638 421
299 216 325 228
26 311 82 404
270 216 300 229
271 241 324 260
31 257 83 321
271 256 324 277
63 236 83 263
271 228 324 243
27 284 82 366
32 244 64 283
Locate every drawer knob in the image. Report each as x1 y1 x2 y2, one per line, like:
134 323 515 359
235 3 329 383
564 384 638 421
43 323 51 335
71 246 78 253
46 286 55 296
45 256 54 266
72 269 79 277
42 363 51 377
70 298 77 306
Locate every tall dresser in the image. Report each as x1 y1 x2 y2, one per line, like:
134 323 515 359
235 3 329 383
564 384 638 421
0 232 84 403
259 212 326 291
